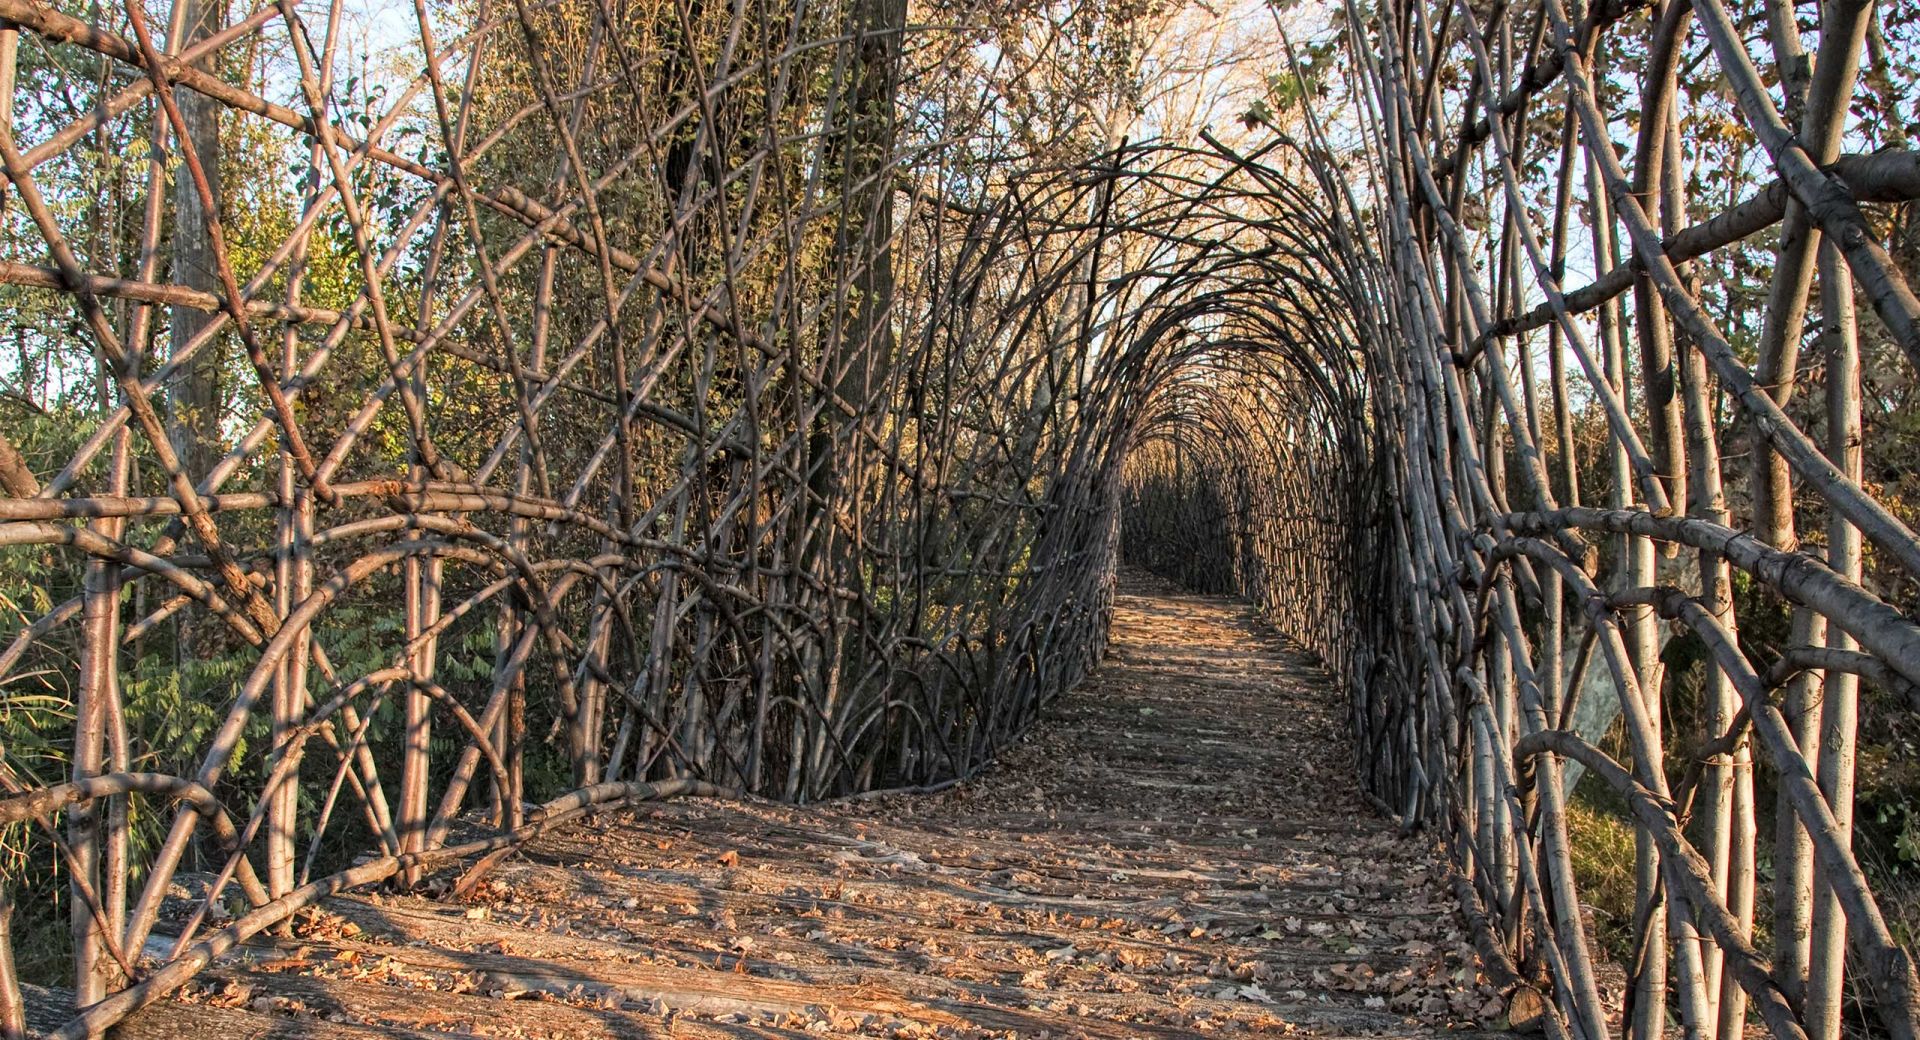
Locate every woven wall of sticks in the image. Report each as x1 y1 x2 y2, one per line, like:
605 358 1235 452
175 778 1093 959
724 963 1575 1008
3 0 1919 1038
1115 2 1920 1039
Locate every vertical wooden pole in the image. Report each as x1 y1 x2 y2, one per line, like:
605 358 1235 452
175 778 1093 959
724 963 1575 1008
1807 236 1861 1040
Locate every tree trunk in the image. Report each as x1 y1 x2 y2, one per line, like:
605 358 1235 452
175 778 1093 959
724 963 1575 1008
167 0 227 484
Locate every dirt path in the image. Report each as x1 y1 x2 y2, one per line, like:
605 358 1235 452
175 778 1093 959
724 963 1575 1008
96 573 1514 1039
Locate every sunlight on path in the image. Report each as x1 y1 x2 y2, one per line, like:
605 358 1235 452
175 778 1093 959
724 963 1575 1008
89 572 1516 1039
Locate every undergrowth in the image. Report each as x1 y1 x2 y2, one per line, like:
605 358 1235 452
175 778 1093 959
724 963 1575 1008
1564 790 1639 967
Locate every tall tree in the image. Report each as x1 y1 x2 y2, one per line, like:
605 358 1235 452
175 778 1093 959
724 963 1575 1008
167 0 226 482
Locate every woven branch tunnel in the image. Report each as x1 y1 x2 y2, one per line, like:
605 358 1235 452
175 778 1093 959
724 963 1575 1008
1 0 1919 1037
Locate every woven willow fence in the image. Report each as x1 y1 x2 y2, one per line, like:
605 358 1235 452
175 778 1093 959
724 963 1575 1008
3 0 1919 1038
1121 3 1920 1040
0 0 1145 1030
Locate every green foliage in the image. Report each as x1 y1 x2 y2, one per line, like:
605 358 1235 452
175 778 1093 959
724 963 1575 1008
1265 37 1339 116
1878 802 1920 869
1564 785 1640 967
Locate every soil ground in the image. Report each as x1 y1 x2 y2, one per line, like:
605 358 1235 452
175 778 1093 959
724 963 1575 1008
37 572 1515 1039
